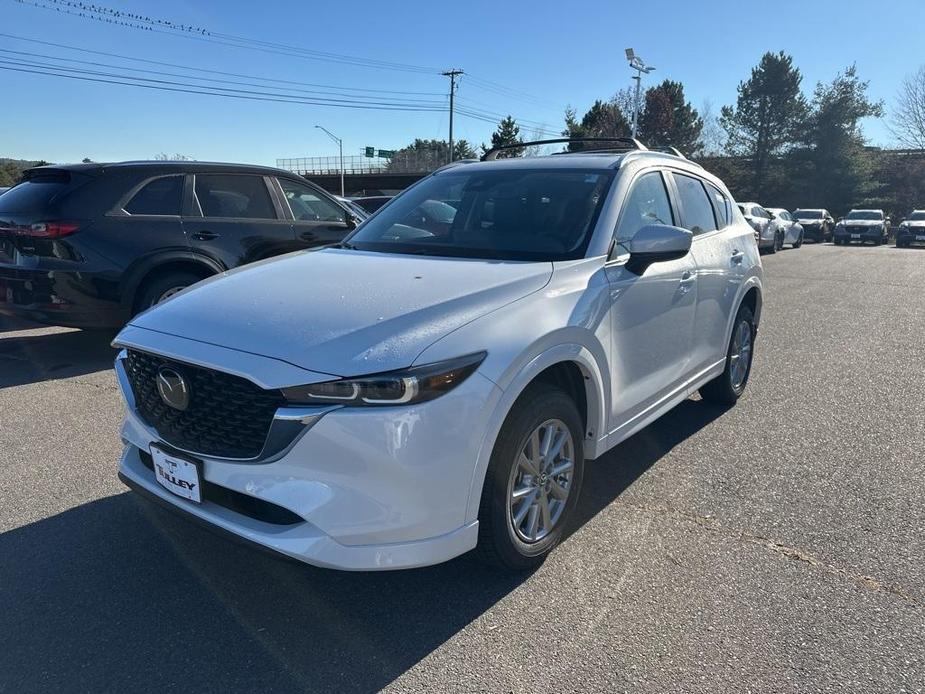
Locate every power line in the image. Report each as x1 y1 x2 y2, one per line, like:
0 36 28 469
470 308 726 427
0 32 446 97
0 48 446 106
12 0 439 74
0 62 450 112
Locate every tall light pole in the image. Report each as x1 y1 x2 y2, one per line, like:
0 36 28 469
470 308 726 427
315 124 344 196
441 68 463 164
625 48 655 139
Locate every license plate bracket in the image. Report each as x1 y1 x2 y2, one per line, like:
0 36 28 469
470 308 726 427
151 445 203 503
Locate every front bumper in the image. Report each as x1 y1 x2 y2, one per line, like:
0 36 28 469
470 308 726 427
835 229 883 244
116 350 503 571
801 225 826 242
896 228 925 245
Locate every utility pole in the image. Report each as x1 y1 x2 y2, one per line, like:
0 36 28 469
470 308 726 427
442 69 463 163
624 49 655 139
314 125 344 196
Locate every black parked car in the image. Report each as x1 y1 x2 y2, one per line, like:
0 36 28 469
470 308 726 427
0 161 361 328
350 195 393 214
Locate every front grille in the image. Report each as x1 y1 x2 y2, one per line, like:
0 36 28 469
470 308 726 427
125 349 285 459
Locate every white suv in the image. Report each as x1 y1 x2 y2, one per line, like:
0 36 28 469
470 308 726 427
114 139 763 571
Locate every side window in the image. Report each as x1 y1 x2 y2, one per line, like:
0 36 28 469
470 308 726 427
673 174 718 235
125 176 183 216
614 171 674 249
707 183 731 228
194 174 275 219
278 178 345 223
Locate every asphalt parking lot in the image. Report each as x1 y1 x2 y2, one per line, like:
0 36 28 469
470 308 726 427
1 242 923 693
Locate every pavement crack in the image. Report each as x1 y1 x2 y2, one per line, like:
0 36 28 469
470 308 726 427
625 502 921 606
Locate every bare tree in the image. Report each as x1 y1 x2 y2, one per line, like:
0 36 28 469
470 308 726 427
891 66 925 149
153 152 196 161
698 99 726 155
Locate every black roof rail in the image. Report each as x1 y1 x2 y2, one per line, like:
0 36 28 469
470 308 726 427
481 137 647 161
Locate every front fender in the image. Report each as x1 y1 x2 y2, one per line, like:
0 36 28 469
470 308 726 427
462 343 609 524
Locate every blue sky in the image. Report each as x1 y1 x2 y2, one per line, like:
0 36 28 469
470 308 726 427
1 0 922 165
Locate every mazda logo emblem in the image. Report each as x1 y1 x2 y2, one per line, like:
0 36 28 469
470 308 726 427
156 367 190 411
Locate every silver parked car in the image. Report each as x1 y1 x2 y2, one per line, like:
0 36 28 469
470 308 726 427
766 208 804 249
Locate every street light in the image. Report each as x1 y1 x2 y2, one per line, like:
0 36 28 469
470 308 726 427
625 48 655 139
314 124 344 196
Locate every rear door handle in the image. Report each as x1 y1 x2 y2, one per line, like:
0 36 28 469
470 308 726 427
191 231 219 241
731 249 744 264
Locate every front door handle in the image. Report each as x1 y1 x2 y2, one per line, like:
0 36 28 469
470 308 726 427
679 270 697 293
731 249 744 264
191 230 219 241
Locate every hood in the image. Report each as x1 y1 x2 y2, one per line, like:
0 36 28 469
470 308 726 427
795 218 823 224
128 248 552 377
903 220 925 227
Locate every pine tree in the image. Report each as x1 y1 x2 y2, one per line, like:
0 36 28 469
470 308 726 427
720 51 808 197
489 116 524 158
637 80 703 154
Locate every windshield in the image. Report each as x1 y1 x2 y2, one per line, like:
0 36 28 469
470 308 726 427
846 210 883 220
794 210 823 219
908 211 925 221
344 168 614 261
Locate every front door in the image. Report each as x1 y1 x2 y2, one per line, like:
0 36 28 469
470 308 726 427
275 177 354 249
604 169 698 439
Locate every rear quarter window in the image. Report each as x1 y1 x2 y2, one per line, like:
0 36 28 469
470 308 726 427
125 176 183 216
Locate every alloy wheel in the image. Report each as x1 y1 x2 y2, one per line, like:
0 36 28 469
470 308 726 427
729 319 753 392
507 419 574 544
153 285 187 306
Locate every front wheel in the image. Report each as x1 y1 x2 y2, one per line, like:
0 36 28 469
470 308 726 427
477 384 585 571
700 304 756 406
793 232 803 249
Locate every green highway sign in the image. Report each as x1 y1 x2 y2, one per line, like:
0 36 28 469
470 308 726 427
364 146 375 157
377 149 395 159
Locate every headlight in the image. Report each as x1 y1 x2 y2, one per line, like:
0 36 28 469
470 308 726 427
282 352 486 407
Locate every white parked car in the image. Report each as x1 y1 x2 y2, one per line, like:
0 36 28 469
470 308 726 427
766 208 804 249
113 139 764 571
737 202 780 253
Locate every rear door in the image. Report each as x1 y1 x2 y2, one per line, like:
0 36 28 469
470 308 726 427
672 174 743 375
186 172 296 269
274 177 353 248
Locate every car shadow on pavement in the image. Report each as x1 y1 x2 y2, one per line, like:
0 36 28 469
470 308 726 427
0 328 118 388
0 399 728 694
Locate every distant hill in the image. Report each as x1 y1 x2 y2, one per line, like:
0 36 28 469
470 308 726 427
0 158 49 187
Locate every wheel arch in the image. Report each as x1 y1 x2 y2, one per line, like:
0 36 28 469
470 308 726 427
120 251 225 312
463 344 608 524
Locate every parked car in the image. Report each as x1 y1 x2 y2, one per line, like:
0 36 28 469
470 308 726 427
766 208 804 248
833 209 889 245
792 208 834 243
0 161 360 328
738 202 780 252
350 195 393 213
895 210 925 248
114 139 763 572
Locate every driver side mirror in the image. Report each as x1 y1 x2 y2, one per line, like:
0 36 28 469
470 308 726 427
345 211 360 230
626 224 692 275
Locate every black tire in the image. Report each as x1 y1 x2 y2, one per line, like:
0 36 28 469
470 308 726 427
476 383 585 571
134 270 207 315
699 304 756 406
793 232 803 249
766 239 776 254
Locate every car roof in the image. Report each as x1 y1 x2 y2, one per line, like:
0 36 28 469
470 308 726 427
766 207 787 213
25 160 297 178
848 208 883 212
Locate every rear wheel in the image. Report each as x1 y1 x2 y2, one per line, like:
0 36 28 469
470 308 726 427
134 270 208 314
700 304 756 406
477 383 585 571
